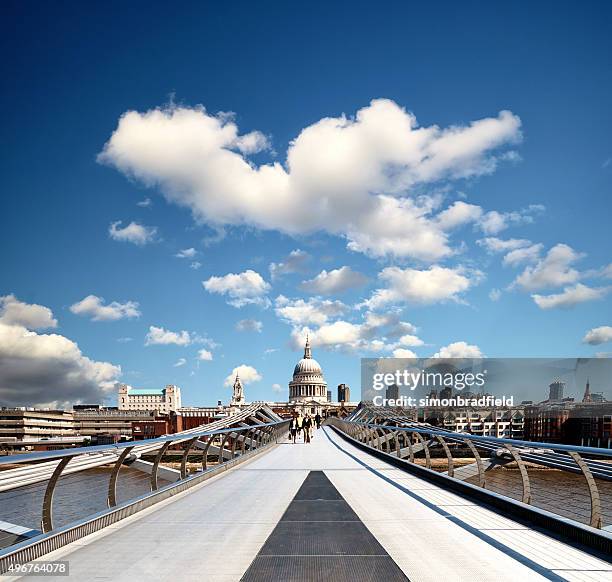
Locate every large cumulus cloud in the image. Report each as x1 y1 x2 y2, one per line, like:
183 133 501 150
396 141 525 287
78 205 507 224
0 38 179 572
98 99 521 261
0 297 121 407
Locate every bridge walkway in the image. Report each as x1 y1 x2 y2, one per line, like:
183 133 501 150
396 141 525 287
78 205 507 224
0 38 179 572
11 427 612 582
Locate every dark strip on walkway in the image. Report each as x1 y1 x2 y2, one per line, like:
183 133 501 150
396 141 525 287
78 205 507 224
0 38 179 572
241 471 408 582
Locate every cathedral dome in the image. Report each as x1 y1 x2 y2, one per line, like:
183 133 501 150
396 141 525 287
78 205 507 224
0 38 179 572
293 357 322 376
288 336 328 403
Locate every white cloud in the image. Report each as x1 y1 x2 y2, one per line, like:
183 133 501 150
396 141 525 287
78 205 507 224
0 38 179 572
532 284 609 309
197 348 213 361
236 319 263 333
202 270 271 307
99 99 521 261
233 130 270 154
435 201 483 230
70 295 141 321
272 383 283 393
503 244 543 267
0 294 57 329
175 248 197 259
433 341 483 358
513 244 583 291
190 261 202 270
477 237 532 253
108 221 157 245
117 337 133 343
398 334 424 347
291 321 364 351
477 205 544 235
583 326 612 345
392 348 418 358
477 211 510 235
275 296 348 327
600 263 612 278
269 249 311 280
363 265 480 309
300 266 369 295
224 364 262 387
0 321 121 407
174 357 187 367
137 197 152 207
489 288 502 301
145 325 192 346
287 311 421 354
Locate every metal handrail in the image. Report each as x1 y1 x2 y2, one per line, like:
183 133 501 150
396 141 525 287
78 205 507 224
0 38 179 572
0 419 291 537
0 420 289 466
332 418 612 530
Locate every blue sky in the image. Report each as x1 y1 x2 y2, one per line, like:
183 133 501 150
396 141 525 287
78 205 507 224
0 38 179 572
1 0 611 408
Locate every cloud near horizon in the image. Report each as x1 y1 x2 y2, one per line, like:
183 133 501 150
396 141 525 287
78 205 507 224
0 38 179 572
583 326 612 345
0 296 121 406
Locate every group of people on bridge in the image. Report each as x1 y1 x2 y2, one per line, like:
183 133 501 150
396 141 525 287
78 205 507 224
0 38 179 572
289 412 321 444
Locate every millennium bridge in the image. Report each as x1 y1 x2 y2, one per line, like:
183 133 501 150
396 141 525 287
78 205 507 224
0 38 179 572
0 403 611 581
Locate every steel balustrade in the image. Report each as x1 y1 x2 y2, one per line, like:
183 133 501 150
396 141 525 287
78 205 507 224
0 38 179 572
0 420 290 538
329 418 612 531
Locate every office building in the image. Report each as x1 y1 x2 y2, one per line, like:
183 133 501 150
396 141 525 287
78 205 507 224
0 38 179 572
118 384 182 414
338 384 350 402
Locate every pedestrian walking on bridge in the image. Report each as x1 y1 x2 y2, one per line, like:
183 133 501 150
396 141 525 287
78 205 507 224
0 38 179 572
289 414 298 444
303 414 312 443
296 413 304 442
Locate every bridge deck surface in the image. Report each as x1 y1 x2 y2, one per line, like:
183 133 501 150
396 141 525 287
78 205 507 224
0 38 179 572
12 427 612 582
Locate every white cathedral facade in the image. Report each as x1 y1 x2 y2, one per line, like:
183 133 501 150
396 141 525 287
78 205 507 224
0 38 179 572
288 336 328 403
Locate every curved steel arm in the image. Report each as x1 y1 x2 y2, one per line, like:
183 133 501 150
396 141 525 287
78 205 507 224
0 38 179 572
108 446 134 507
242 427 254 454
180 437 199 480
201 436 215 470
151 441 171 491
41 456 73 533
394 430 402 458
436 435 454 478
230 431 238 458
412 432 431 469
569 451 602 529
218 433 230 464
504 444 531 504
463 438 485 488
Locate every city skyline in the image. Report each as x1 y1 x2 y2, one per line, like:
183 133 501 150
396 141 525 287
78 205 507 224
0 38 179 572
2 1 612 409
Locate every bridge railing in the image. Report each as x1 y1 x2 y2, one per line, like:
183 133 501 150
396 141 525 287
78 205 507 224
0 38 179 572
329 418 612 531
0 419 290 555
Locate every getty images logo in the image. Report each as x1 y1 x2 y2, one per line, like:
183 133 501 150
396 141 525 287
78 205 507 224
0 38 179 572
372 369 488 392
